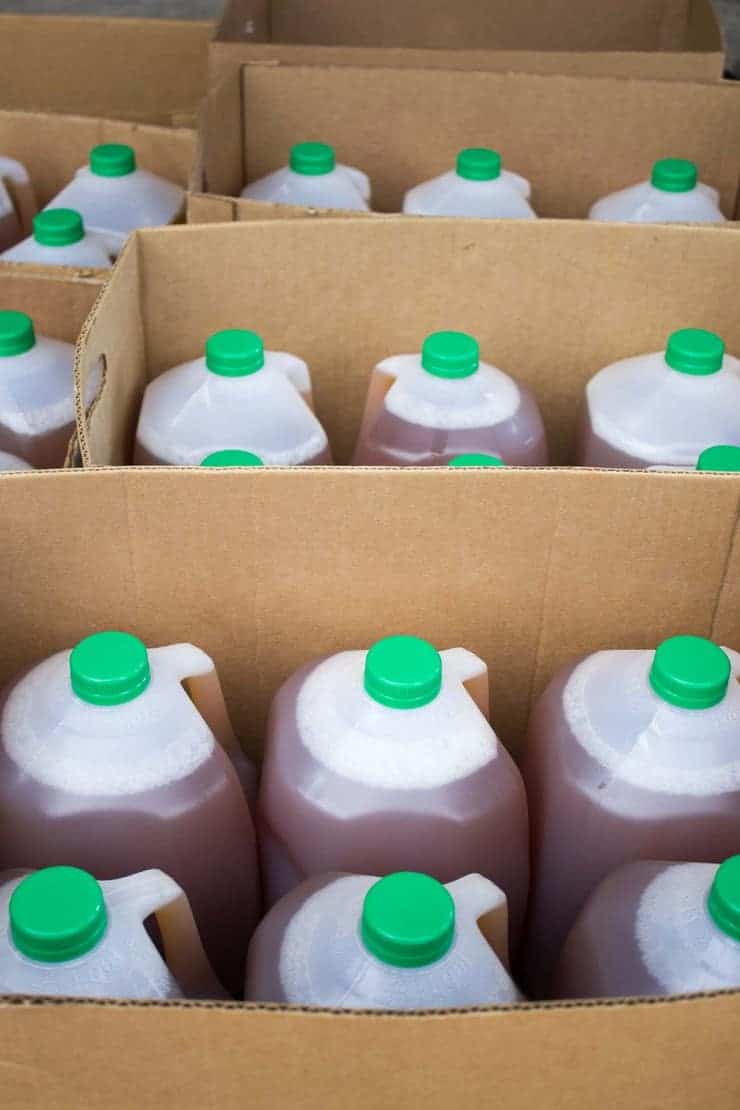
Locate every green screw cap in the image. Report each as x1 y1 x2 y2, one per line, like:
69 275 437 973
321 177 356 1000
70 630 151 706
649 635 731 709
33 209 84 247
421 331 479 380
90 143 136 177
651 158 698 193
456 148 501 181
696 445 740 472
364 635 442 709
201 450 264 467
448 453 505 468
10 867 107 963
665 329 724 376
707 856 740 941
205 330 264 377
0 310 35 357
362 872 455 967
289 142 335 176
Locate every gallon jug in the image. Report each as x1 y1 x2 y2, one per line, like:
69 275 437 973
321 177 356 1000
258 635 530 950
0 209 111 268
0 866 228 1000
403 148 537 219
521 635 740 993
0 631 260 997
241 142 370 211
352 331 548 466
0 156 35 252
45 143 184 258
551 857 740 1000
247 871 522 1009
135 329 331 466
588 159 725 223
0 450 32 471
0 309 82 468
576 329 740 468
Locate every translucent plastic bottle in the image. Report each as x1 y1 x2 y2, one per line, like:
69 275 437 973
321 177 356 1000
576 329 740 468
0 208 112 268
352 331 548 466
0 156 35 252
135 329 331 466
403 148 537 219
0 865 228 1001
551 857 740 1000
258 635 530 950
588 159 725 223
247 870 522 1009
44 143 184 259
0 631 260 997
521 635 740 994
241 142 370 211
0 450 32 471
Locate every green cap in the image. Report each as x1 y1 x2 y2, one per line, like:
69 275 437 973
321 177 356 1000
364 635 442 709
651 158 697 193
456 148 501 181
421 331 479 380
201 450 264 467
90 143 136 177
707 856 740 941
10 867 107 963
696 445 740 472
205 330 264 377
448 453 505 468
70 630 151 706
0 310 35 357
649 635 731 709
361 872 455 967
289 142 335 176
665 329 724 376
33 209 84 247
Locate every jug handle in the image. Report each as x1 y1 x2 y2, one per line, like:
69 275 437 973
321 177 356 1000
446 874 510 968
355 362 401 449
0 161 37 237
104 870 229 999
440 648 490 721
274 354 315 410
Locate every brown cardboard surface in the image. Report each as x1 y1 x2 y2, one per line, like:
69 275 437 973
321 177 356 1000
192 63 740 223
0 14 211 125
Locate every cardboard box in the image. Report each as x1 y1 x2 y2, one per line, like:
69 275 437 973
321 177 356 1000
210 0 725 87
189 62 740 223
0 14 212 126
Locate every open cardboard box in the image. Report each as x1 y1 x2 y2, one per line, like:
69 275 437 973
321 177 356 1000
210 0 725 87
189 62 740 224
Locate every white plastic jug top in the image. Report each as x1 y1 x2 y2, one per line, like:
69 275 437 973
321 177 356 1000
586 328 740 466
563 635 740 795
295 635 497 790
375 331 523 431
136 329 329 466
0 865 226 999
0 309 79 440
403 147 536 219
588 158 725 223
241 142 370 211
266 871 520 1008
0 208 112 268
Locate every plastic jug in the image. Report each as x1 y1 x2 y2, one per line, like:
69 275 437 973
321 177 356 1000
521 635 740 993
0 209 112 269
0 865 228 1000
551 857 740 1000
403 148 537 219
44 144 184 259
0 156 36 252
576 329 740 468
588 159 725 223
352 331 548 466
0 630 260 997
135 329 332 466
257 635 530 950
241 142 370 211
0 450 32 471
247 871 522 1009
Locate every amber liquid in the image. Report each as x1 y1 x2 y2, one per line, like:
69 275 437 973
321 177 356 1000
0 420 74 469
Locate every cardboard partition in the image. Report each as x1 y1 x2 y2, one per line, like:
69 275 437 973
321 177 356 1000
0 14 212 126
190 63 740 224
